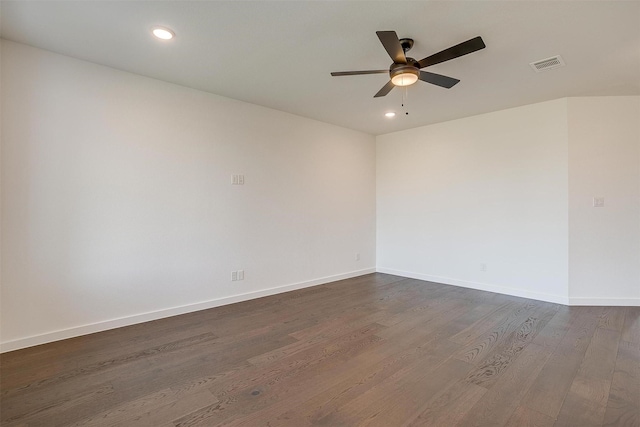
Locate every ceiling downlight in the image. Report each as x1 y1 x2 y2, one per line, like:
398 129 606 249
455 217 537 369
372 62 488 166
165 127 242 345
152 27 175 40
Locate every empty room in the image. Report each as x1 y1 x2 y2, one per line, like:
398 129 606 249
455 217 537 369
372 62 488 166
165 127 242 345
1 1 639 426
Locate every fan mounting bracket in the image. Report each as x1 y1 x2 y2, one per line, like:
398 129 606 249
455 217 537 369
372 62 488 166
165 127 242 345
399 38 414 53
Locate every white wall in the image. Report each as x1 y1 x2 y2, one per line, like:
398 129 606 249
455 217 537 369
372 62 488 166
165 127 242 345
377 97 640 306
3 40 638 353
568 97 640 305
0 40 376 352
376 99 570 304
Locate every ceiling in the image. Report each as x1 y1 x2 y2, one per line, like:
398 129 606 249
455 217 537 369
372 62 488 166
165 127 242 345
2 1 639 135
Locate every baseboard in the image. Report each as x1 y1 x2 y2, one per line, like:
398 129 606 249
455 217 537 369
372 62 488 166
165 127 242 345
376 267 571 305
0 268 376 353
568 297 640 306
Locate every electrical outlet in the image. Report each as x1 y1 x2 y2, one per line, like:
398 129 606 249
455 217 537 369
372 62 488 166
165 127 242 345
480 263 487 272
355 253 360 261
593 197 604 207
237 270 244 280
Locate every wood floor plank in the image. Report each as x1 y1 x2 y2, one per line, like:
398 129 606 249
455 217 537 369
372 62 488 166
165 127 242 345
520 306 600 419
4 328 297 426
602 340 640 427
529 306 573 349
567 327 620 407
456 342 553 427
248 311 386 366
463 303 557 389
449 301 519 345
374 299 470 339
597 306 627 332
320 357 475 426
0 332 219 421
403 380 487 426
503 405 555 427
554 393 605 427
453 301 538 365
1 273 637 427
112 390 217 427
1 332 218 394
621 306 640 344
0 383 115 426
272 302 496 426
287 304 379 341
232 337 464 426
71 388 218 426
176 338 388 427
174 324 386 426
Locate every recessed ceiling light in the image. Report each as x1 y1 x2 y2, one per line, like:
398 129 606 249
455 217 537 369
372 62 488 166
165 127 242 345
152 27 175 40
385 112 396 118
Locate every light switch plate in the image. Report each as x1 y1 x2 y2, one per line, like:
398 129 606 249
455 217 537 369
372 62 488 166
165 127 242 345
593 197 605 207
231 174 245 185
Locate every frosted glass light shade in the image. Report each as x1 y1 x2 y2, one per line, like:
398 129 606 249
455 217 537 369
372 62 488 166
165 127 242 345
391 72 418 86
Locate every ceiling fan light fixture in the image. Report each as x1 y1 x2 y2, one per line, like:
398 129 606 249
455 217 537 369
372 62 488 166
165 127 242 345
330 31 485 97
390 66 419 87
391 72 418 86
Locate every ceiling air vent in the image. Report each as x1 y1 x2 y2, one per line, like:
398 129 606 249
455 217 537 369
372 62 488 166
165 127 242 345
529 55 565 72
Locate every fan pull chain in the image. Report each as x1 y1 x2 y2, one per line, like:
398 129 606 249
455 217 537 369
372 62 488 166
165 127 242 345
401 87 409 116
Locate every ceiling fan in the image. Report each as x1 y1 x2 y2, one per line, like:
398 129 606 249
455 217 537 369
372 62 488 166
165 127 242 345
331 31 486 97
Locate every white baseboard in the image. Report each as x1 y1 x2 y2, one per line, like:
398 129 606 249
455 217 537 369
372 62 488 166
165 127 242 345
0 268 376 353
568 297 640 306
376 267 571 305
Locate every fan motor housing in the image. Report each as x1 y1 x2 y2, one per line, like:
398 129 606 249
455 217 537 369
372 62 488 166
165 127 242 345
390 57 420 71
399 38 414 52
390 65 419 78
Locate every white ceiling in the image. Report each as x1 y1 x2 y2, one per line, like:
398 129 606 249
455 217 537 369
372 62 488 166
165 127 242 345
2 1 639 135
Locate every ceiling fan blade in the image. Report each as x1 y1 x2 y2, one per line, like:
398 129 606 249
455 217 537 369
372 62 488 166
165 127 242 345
376 31 407 64
419 71 460 89
331 70 388 76
374 80 395 98
418 36 486 69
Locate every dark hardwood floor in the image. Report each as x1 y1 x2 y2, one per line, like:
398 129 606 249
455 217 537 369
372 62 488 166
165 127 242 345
1 273 638 426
